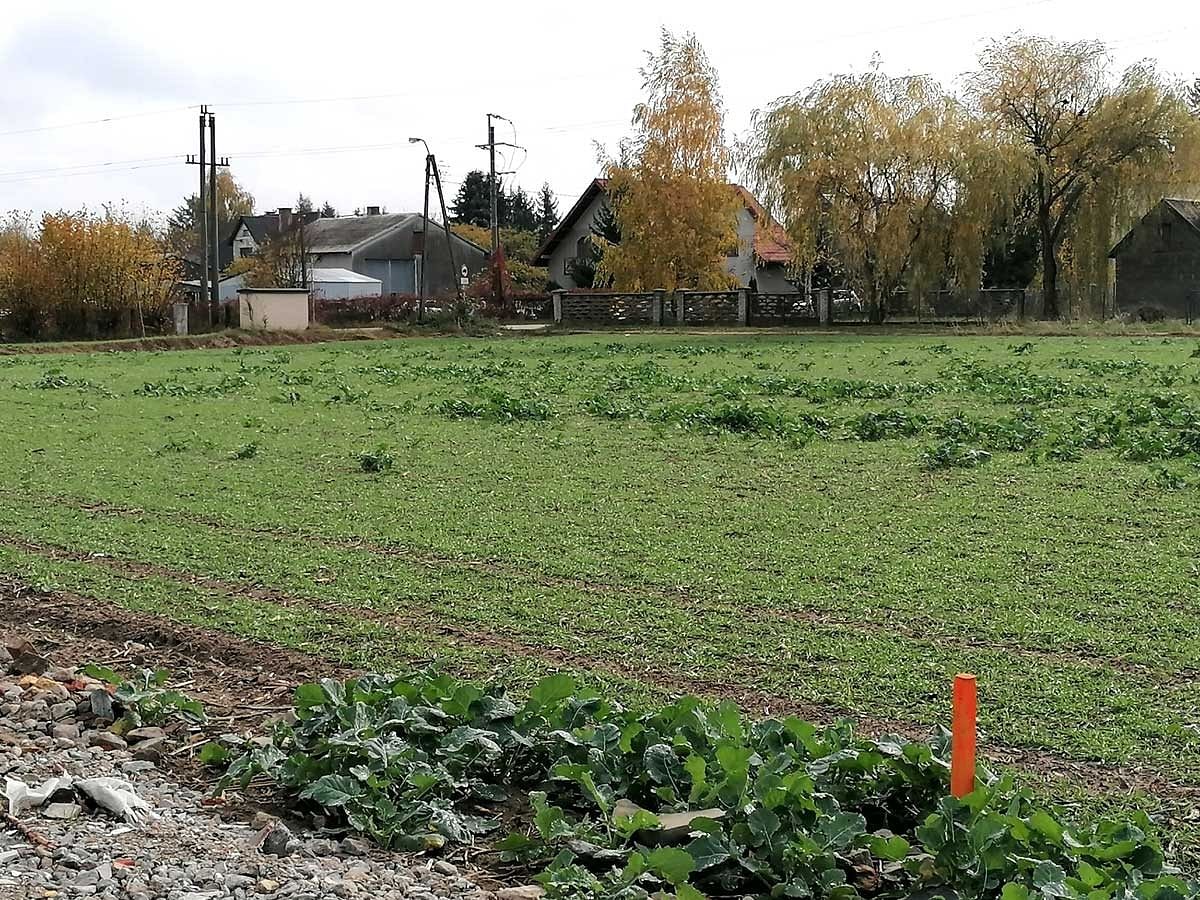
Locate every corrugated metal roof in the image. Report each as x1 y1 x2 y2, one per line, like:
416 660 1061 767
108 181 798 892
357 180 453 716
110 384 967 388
311 268 381 284
303 214 416 253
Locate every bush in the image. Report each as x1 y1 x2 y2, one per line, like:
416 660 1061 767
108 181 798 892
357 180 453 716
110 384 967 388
313 294 418 327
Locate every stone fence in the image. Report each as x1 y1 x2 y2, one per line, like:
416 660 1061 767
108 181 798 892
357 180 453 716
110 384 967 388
551 288 1030 327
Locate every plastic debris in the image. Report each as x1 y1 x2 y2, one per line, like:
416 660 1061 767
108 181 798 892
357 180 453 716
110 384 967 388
4 776 73 816
75 777 153 825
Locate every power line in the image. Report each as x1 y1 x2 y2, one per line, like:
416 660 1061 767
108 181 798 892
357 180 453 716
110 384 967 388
0 155 179 181
0 105 192 139
0 161 179 185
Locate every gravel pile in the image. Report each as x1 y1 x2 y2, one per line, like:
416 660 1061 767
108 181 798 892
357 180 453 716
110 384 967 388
0 638 513 900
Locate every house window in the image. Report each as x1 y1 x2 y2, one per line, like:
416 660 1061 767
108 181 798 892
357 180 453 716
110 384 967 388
238 246 254 258
1160 222 1173 248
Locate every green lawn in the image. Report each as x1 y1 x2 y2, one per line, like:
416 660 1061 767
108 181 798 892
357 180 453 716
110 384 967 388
1 332 1197 854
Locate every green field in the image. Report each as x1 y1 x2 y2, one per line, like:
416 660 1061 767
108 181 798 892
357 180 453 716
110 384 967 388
1 332 1198 856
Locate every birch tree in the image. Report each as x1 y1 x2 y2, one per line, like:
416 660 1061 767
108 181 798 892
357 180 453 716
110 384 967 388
598 30 738 291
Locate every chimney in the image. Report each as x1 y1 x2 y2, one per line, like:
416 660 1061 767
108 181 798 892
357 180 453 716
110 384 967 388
366 205 381 216
277 207 293 232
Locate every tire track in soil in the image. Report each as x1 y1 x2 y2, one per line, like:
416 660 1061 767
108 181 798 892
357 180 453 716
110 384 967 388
0 491 1189 683
0 535 1196 804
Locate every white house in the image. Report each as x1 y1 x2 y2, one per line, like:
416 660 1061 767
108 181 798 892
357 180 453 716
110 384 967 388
226 208 321 261
533 179 797 292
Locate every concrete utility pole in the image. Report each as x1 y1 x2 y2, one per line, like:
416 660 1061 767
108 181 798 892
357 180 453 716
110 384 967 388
476 113 523 255
198 107 208 327
487 116 499 256
186 107 231 330
429 155 461 303
208 111 219 315
410 137 434 324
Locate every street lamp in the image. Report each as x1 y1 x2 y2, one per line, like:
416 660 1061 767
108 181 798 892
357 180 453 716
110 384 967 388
404 137 462 316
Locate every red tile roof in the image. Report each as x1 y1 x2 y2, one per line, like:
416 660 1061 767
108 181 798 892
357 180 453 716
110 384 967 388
732 185 794 264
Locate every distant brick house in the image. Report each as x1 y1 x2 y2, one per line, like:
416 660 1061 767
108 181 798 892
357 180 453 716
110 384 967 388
1109 198 1200 318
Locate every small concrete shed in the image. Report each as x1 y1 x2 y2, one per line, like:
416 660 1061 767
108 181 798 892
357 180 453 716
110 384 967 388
237 288 310 331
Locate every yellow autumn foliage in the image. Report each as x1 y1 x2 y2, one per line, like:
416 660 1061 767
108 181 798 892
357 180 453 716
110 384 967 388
0 206 179 340
598 30 739 292
747 66 1017 322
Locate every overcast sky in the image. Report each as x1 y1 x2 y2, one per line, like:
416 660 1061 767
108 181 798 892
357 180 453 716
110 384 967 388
1 0 1195 225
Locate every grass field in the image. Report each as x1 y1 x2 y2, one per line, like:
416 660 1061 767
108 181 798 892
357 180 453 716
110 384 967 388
0 331 1197 857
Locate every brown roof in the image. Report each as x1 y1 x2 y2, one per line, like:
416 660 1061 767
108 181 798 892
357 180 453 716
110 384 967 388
533 179 793 266
732 185 793 264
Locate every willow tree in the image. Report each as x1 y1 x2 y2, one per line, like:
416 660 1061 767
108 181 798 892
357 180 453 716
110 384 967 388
747 67 1013 323
969 36 1200 318
597 30 738 291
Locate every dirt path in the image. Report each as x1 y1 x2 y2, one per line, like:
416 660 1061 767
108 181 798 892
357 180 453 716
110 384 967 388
0 327 399 356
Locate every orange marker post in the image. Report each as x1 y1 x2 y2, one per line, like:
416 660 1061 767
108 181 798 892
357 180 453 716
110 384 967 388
950 673 977 799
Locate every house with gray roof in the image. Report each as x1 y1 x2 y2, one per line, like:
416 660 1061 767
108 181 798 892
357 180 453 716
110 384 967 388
227 208 321 261
1109 198 1200 318
303 213 488 295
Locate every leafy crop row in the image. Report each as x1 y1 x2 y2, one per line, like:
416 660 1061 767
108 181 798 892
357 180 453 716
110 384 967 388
213 669 1195 900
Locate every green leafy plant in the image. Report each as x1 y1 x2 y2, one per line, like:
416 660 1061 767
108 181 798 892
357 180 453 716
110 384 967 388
230 442 259 460
920 441 993 470
358 446 395 473
851 409 928 441
212 668 1191 900
435 390 553 423
82 664 205 730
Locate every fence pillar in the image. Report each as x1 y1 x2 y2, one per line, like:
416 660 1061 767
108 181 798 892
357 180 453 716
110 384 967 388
552 290 564 324
652 289 666 326
675 290 686 325
173 301 189 336
817 289 831 326
737 289 749 326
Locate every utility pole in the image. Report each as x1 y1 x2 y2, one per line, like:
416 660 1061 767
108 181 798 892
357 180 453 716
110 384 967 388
475 114 523 304
198 106 208 328
208 111 219 317
186 107 231 331
419 155 431 320
430 156 460 303
487 116 498 256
